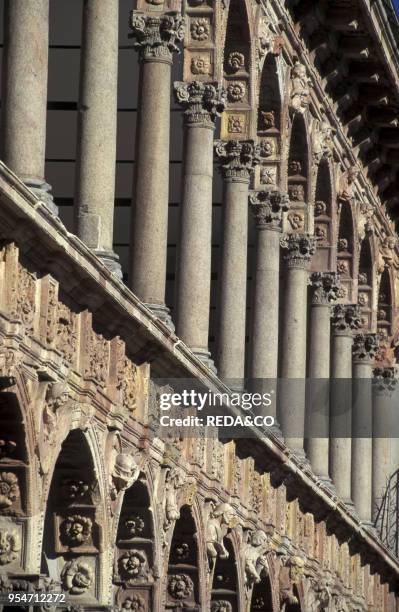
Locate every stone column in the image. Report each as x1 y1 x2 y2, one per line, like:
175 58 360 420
214 140 259 385
330 304 361 505
307 272 340 482
248 190 289 420
74 0 121 277
1 0 57 214
279 234 316 456
174 81 226 368
129 13 184 324
372 367 398 522
352 333 378 522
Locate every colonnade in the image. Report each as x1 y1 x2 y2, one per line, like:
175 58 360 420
0 0 398 529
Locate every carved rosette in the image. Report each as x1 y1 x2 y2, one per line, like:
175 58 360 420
0 472 20 510
214 140 259 182
0 528 20 565
168 573 194 600
352 333 378 363
129 12 185 63
331 304 361 334
61 559 94 594
373 367 398 396
174 81 227 127
309 272 340 305
280 234 316 269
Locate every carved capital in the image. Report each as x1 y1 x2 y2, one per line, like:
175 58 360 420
214 140 259 182
373 367 398 396
130 12 184 63
249 189 289 230
309 272 340 305
174 81 226 127
352 333 378 363
280 234 316 269
331 304 361 334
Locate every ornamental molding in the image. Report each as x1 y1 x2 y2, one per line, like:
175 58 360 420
280 234 316 269
309 272 340 305
174 81 226 127
130 12 185 63
249 189 289 230
214 140 259 182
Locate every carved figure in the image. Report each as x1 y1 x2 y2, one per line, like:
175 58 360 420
244 529 269 586
111 453 140 497
206 502 236 560
289 61 312 113
61 560 94 594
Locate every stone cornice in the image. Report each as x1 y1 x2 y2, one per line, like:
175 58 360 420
0 162 398 586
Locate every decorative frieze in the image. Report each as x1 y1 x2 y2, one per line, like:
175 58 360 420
214 139 259 181
174 81 226 127
280 234 316 268
129 12 185 63
309 272 340 305
249 189 289 230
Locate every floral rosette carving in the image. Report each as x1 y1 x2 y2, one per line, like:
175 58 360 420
0 529 21 565
168 573 194 600
190 18 210 41
0 472 20 510
118 595 146 611
61 560 94 594
119 549 148 581
123 515 145 538
60 515 92 547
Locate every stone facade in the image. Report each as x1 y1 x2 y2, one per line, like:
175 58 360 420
0 0 399 610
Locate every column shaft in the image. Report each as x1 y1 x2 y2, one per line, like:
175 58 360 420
75 0 120 275
129 13 184 323
2 0 55 211
330 304 361 503
215 140 258 383
351 334 377 522
306 272 339 480
279 234 315 454
217 178 248 382
174 81 226 367
248 190 289 421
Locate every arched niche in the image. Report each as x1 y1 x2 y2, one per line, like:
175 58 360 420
311 159 335 272
258 53 282 190
222 0 252 140
211 539 239 611
287 114 309 234
113 476 155 612
377 268 393 342
358 236 374 330
250 573 274 611
165 504 200 610
41 429 101 602
337 201 355 302
0 391 29 518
